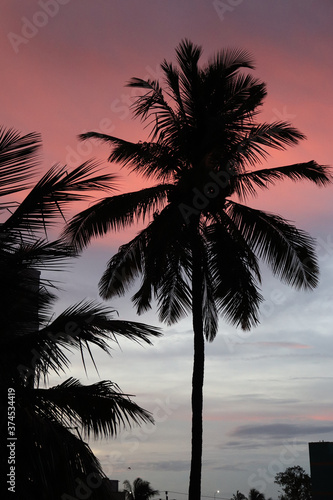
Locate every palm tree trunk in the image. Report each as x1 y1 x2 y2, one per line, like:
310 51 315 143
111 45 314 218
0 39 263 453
188 232 205 500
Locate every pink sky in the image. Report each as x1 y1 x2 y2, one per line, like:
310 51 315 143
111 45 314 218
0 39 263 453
1 1 333 498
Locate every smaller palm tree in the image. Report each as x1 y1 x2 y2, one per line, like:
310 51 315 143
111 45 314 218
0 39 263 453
123 478 159 500
248 489 268 500
231 491 247 500
231 490 272 500
0 126 162 500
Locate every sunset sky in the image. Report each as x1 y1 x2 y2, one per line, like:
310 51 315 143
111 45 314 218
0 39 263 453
1 1 333 498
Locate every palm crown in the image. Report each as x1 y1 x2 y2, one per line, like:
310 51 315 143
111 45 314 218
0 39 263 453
66 40 330 333
64 40 331 500
0 126 161 499
123 477 159 500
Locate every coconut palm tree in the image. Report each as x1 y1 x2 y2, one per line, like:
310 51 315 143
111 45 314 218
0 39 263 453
0 126 161 499
230 489 271 500
231 492 247 500
230 490 247 500
247 489 268 500
64 40 331 500
123 477 159 500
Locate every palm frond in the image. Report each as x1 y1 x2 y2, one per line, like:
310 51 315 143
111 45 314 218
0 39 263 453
200 238 219 341
126 77 171 120
175 39 202 81
126 77 181 145
32 378 154 439
131 205 192 323
99 233 145 299
206 47 255 74
155 252 192 325
214 260 262 330
80 133 179 179
222 72 267 119
234 161 332 200
109 138 179 181
5 300 161 385
207 220 263 330
12 403 112 499
248 121 305 149
2 161 116 238
1 237 76 268
99 204 193 323
227 201 319 290
0 126 41 197
172 40 204 127
161 60 187 121
234 121 306 168
64 184 170 250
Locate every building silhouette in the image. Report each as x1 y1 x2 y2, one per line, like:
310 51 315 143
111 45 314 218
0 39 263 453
309 441 333 499
103 478 126 500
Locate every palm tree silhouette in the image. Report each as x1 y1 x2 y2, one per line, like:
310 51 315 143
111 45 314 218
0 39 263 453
123 477 159 500
0 126 161 499
64 40 331 500
231 491 247 500
231 489 271 500
248 488 269 500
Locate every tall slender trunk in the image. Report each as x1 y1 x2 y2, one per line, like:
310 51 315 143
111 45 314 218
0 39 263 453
188 232 205 500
